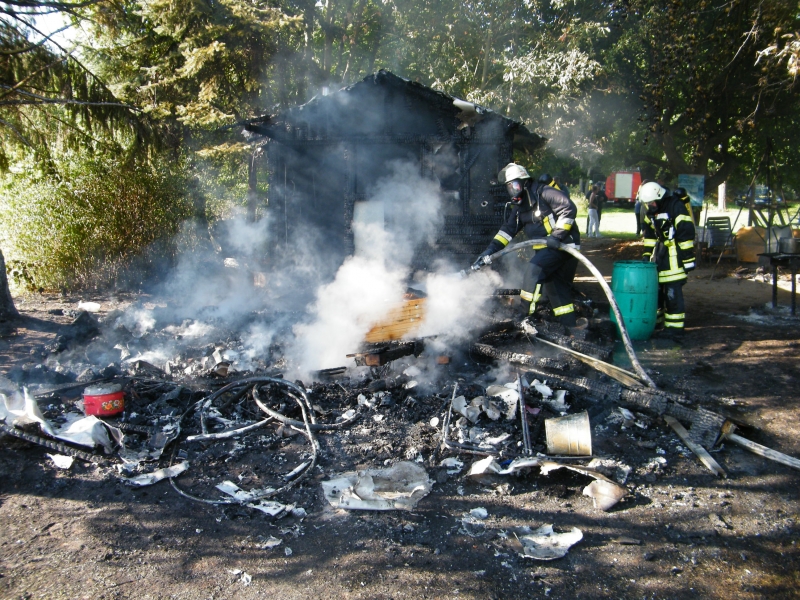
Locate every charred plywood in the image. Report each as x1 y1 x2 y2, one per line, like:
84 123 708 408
246 70 544 271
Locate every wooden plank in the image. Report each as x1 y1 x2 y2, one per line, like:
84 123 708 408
725 432 800 472
664 415 726 478
364 298 426 343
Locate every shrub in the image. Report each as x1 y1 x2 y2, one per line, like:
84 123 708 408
0 153 193 291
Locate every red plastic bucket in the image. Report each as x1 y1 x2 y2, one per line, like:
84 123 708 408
83 383 125 417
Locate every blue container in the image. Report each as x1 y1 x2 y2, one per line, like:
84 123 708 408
610 261 658 340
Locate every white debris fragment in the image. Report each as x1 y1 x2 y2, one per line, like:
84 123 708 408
46 454 74 470
531 379 553 398
321 461 432 511
0 389 122 453
587 458 632 484
429 417 440 428
373 414 384 423
459 515 486 537
285 547 293 557
127 461 189 486
357 394 376 409
618 407 635 422
468 457 628 511
469 507 489 519
259 536 283 549
582 479 629 511
519 524 583 560
453 395 481 423
249 501 291 517
466 455 506 476
215 480 279 505
485 385 519 420
482 432 511 446
439 457 464 475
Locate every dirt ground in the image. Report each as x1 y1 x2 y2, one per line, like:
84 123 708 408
1 237 800 600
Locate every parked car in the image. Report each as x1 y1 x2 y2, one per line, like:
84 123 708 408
735 185 784 206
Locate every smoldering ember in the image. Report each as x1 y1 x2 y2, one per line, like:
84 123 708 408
2 75 800 599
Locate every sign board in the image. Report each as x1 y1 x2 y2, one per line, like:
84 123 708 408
678 174 705 207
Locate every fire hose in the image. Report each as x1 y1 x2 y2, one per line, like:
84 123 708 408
476 239 657 389
169 377 321 505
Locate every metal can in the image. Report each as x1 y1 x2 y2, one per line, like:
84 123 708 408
83 383 124 417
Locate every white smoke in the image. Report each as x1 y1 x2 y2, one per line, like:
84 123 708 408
415 268 502 346
286 161 445 376
107 161 509 382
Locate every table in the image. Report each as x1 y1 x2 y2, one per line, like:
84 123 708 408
758 253 800 315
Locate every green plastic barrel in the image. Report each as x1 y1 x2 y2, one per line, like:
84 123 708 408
609 261 659 340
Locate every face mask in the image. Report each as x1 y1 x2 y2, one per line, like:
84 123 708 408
506 180 523 199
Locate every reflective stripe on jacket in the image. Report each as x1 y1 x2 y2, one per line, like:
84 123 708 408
642 195 696 282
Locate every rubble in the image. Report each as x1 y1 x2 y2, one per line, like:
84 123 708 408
2 280 800 582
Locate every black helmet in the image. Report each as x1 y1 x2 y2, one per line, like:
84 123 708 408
538 173 553 184
674 187 688 197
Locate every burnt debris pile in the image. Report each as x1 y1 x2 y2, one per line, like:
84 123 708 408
1 295 798 561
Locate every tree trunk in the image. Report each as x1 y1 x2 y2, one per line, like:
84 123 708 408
247 150 259 223
0 248 19 322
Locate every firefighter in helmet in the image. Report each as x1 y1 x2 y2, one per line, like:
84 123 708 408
473 163 580 327
640 181 696 336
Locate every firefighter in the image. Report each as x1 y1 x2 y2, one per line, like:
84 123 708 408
473 163 580 327
640 181 696 337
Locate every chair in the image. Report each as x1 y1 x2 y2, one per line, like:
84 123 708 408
702 217 737 262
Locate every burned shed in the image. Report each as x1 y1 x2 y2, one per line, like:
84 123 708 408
245 70 543 272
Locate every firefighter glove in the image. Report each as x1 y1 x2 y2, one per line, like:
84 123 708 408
545 236 561 250
472 250 492 270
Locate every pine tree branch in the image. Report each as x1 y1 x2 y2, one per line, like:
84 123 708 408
1 0 102 10
0 117 34 147
0 56 68 100
0 86 141 111
0 23 72 55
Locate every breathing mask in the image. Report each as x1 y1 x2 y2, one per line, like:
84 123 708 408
506 179 524 202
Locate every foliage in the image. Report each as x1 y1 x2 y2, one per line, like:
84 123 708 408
0 1 155 171
0 153 192 290
3 0 800 297
597 0 800 189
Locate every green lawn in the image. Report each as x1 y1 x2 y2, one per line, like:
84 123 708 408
571 196 799 239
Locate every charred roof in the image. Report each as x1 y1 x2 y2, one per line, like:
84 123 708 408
244 70 544 152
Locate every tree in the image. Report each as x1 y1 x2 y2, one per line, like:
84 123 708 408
0 247 18 323
597 0 800 188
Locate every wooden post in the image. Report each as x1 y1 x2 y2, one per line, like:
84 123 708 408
718 181 726 211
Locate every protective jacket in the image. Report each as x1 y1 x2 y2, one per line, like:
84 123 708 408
642 194 696 283
484 182 580 254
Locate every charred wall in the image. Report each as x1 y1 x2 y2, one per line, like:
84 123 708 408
261 71 527 273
